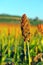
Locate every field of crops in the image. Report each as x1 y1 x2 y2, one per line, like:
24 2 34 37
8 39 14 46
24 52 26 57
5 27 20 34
0 14 43 65
0 24 25 65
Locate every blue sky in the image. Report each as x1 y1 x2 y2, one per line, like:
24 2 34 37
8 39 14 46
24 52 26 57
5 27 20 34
0 0 43 19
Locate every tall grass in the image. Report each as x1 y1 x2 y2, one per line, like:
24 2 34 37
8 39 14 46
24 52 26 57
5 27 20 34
0 29 43 65
0 32 29 65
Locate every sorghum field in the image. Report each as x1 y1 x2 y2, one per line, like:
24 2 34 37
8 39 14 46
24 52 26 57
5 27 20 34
0 14 43 65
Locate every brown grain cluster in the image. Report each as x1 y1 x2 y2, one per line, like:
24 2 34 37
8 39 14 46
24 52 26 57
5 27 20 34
37 24 43 34
34 53 43 62
21 14 30 42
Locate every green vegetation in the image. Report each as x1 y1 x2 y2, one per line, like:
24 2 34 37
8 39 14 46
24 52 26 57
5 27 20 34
0 18 20 23
0 14 43 65
0 33 29 65
1 28 43 65
30 18 43 25
0 14 21 24
0 14 43 25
